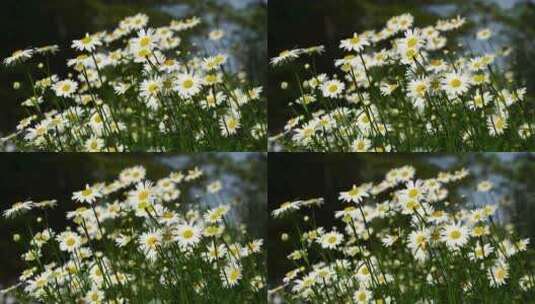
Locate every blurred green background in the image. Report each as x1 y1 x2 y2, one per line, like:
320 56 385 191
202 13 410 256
268 153 535 287
268 0 535 134
0 0 266 148
0 152 267 295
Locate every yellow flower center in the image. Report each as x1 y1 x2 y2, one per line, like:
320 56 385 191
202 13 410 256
66 238 76 247
82 36 92 45
449 230 461 240
450 78 462 88
183 79 194 89
328 84 338 93
139 37 151 47
82 188 93 197
182 230 194 239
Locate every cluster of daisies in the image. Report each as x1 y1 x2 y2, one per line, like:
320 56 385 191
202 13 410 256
1 165 265 303
269 166 534 303
1 13 266 151
269 13 532 151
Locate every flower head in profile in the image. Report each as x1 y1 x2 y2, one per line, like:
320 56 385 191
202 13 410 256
3 49 34 66
272 200 301 218
3 201 34 218
270 49 300 66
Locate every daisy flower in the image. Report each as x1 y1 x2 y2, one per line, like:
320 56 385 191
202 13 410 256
129 181 156 215
272 201 301 218
320 79 345 98
488 262 509 287
407 77 430 102
175 223 201 248
221 263 242 288
318 231 344 249
487 114 507 136
353 287 372 304
219 113 241 137
339 184 369 204
3 48 34 66
340 33 370 52
204 205 230 223
139 230 162 262
174 73 203 98
57 231 82 252
3 201 34 218
441 223 469 250
133 28 156 50
72 184 102 204
84 136 104 152
270 49 300 66
72 33 102 52
441 72 471 96
351 137 372 152
140 77 163 99
52 79 78 98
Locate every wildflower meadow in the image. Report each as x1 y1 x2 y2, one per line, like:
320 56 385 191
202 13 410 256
1 164 266 303
270 165 534 303
269 13 533 152
1 13 266 152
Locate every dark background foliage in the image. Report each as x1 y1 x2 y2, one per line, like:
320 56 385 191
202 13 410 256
267 0 535 134
0 152 267 289
268 153 535 286
0 0 266 142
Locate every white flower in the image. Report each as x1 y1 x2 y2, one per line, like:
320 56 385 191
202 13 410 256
3 201 34 218
221 263 242 288
219 113 241 136
72 33 102 52
52 79 78 98
3 49 34 66
441 72 471 96
139 230 162 262
72 184 102 204
270 49 300 66
175 224 201 248
340 33 370 52
321 79 345 98
318 231 344 249
339 184 369 204
57 231 82 252
174 73 203 98
441 223 469 250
